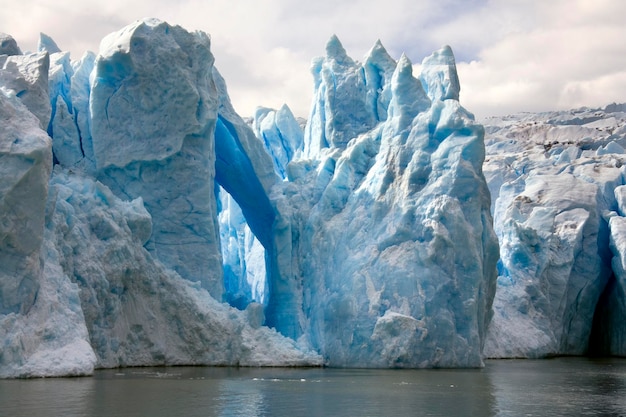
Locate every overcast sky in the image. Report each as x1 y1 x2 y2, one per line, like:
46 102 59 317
2 0 625 120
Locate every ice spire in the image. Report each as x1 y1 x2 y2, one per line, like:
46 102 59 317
419 45 460 101
37 33 62 54
387 53 430 132
325 34 354 66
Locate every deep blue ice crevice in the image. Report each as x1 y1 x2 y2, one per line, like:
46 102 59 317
363 39 396 123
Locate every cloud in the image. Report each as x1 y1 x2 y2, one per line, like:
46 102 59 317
452 0 626 118
2 0 626 119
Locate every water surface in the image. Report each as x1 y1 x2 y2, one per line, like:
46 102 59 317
2 358 625 416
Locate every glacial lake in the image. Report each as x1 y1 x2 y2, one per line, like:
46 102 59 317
2 358 626 416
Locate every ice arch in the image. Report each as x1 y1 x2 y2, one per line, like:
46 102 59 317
213 113 301 339
214 116 275 250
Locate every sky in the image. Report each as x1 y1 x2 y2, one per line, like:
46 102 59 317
2 0 626 120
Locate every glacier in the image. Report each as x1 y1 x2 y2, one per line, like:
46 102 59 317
6 17 626 377
263 37 498 367
483 106 626 358
0 19 498 375
0 21 322 378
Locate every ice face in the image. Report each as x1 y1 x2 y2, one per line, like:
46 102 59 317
418 45 460 102
69 51 96 172
37 33 61 54
47 50 83 167
253 104 304 179
90 19 224 297
266 40 499 367
0 51 51 129
482 106 626 358
304 36 378 158
1 19 508 376
42 169 320 369
0 89 52 315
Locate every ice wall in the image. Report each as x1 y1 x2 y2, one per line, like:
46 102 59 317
90 19 224 297
268 39 498 367
482 107 626 358
0 89 51 315
5 18 581 375
0 89 96 378
0 19 322 378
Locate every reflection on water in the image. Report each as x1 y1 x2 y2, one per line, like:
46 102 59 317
1 358 625 416
213 367 496 417
490 358 626 416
